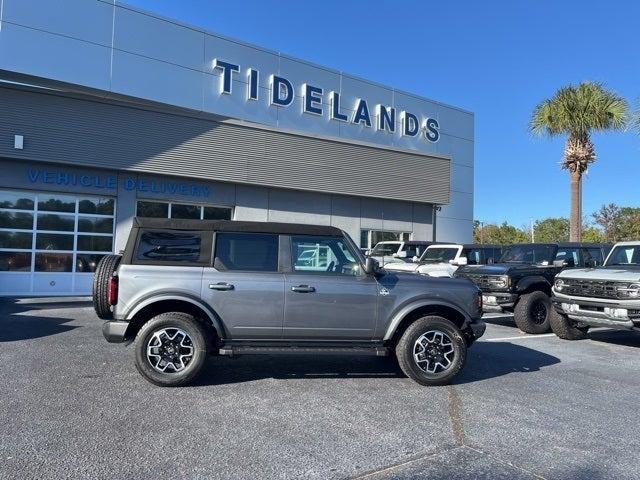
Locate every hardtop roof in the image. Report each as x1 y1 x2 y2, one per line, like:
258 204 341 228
132 217 345 236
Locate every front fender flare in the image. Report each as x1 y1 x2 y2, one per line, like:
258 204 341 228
382 299 472 341
515 276 551 293
125 293 225 338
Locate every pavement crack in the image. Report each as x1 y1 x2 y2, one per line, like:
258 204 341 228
463 445 548 479
349 445 466 479
447 385 466 447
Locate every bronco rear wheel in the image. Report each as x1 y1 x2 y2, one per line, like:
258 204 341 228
395 316 467 386
134 312 209 387
514 291 552 334
549 309 589 340
92 254 121 320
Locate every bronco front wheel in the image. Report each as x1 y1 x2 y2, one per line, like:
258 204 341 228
395 316 467 386
134 312 209 387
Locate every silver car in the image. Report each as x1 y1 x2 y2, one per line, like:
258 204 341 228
94 218 485 387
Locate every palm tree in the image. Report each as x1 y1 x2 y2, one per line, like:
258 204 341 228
530 82 628 241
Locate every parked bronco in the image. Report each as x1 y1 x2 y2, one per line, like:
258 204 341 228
93 218 486 387
454 243 612 334
550 242 640 339
385 244 503 278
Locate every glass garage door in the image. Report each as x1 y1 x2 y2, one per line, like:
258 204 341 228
0 189 115 296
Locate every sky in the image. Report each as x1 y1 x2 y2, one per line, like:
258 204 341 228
125 0 640 228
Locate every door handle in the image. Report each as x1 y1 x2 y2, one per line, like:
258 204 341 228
291 285 315 293
209 282 234 291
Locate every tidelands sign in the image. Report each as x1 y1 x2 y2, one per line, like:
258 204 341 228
213 59 440 143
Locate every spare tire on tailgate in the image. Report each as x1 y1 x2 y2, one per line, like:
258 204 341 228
93 254 122 320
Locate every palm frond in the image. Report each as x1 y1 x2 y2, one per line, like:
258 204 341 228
529 81 629 138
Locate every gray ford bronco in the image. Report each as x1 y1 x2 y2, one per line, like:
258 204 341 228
94 218 485 387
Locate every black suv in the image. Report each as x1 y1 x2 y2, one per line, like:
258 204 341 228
454 243 612 334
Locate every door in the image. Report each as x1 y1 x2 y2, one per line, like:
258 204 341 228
0 188 115 296
284 235 378 340
201 232 284 340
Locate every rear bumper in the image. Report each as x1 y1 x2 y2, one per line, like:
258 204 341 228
102 320 129 343
551 297 640 330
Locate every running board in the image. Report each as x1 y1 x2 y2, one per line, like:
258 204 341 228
218 345 389 357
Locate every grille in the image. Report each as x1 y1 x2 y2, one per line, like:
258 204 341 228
561 280 619 299
459 274 496 291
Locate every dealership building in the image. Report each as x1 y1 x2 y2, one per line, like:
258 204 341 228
0 0 474 296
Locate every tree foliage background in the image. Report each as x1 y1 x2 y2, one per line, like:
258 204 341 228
474 203 638 245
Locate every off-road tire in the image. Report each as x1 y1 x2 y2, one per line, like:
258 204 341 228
549 309 589 340
134 312 209 387
514 291 552 334
395 315 467 386
92 254 122 320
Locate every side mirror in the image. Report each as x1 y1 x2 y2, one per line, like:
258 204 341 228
395 251 407 258
553 259 574 268
585 259 599 268
412 256 420 262
487 257 494 265
457 257 468 266
365 257 380 275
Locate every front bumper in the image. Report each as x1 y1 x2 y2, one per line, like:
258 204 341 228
462 318 486 345
551 296 640 330
481 292 518 313
102 320 130 343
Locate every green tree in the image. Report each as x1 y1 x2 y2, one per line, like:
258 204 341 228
530 82 628 241
593 203 621 241
581 226 605 243
593 204 640 241
533 218 569 243
618 207 640 240
474 221 528 245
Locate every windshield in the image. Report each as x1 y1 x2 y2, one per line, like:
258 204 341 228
499 245 557 265
420 247 459 263
371 242 401 257
606 245 640 267
403 244 428 258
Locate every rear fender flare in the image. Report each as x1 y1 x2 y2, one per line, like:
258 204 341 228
125 294 225 338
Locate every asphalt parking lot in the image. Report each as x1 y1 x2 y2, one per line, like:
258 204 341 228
1 298 639 479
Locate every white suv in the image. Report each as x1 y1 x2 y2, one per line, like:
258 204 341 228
385 244 503 277
368 241 431 265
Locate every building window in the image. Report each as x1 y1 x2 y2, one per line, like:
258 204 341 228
360 229 411 249
0 189 115 274
136 200 233 221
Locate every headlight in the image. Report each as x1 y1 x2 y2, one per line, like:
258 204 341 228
554 279 565 292
488 275 509 289
617 283 640 298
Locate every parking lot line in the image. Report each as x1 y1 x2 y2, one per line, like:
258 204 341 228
484 333 557 342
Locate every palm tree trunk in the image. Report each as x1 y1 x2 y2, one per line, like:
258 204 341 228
570 169 582 241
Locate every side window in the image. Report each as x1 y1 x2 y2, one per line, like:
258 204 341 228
291 236 361 276
136 230 203 263
584 247 604 264
555 248 579 266
463 248 482 265
214 233 278 272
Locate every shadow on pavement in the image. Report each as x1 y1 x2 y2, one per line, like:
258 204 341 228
455 341 560 385
192 341 560 387
587 329 640 348
0 297 87 342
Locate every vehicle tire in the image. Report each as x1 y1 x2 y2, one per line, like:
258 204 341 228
134 312 209 387
92 254 122 320
549 309 589 340
514 291 552 334
395 316 467 386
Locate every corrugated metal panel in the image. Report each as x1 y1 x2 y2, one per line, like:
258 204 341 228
0 86 450 204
